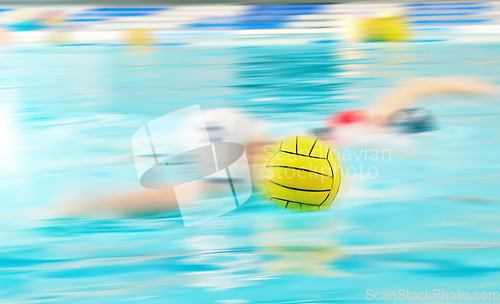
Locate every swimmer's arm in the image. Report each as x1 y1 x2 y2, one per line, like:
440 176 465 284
369 76 499 124
55 139 273 218
60 188 179 217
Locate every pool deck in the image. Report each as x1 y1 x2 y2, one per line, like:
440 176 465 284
0 1 498 47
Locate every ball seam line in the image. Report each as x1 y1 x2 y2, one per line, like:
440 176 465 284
272 197 322 207
278 150 326 160
318 157 335 207
266 165 332 178
264 149 280 200
267 180 331 192
308 138 318 156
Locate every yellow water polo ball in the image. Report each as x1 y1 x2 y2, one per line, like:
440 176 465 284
263 136 341 211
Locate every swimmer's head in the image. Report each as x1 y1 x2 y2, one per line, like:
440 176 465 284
202 108 260 146
387 107 437 134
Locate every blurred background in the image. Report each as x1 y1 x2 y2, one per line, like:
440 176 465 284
1 0 500 303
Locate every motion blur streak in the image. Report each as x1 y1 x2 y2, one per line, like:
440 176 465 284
0 1 500 304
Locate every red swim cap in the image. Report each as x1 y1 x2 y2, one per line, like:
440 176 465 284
327 110 367 127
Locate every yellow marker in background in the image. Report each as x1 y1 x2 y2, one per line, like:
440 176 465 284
347 10 411 43
125 28 155 46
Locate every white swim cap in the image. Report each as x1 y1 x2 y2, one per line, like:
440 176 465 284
202 108 260 146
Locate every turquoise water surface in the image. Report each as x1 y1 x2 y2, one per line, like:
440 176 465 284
1 41 500 303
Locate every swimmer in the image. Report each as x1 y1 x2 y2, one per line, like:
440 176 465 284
318 76 498 145
59 108 270 217
58 76 498 217
371 76 498 124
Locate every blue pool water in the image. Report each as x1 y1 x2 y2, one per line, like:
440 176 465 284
1 41 500 303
